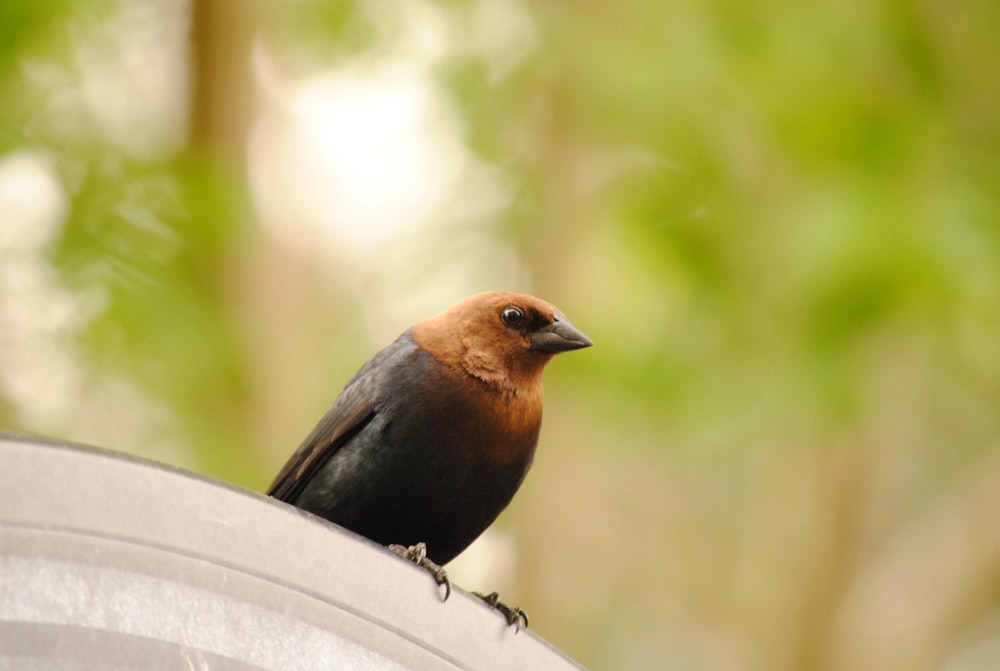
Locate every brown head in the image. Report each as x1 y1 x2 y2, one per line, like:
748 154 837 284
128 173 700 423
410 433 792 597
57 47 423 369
410 291 592 395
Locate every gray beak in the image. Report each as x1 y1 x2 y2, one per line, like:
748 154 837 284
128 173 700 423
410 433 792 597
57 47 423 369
529 315 593 353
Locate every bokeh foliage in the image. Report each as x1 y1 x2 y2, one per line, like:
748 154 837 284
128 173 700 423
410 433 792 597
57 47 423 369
3 1 1000 669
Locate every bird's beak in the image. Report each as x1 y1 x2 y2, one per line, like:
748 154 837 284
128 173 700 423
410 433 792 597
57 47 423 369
529 315 593 353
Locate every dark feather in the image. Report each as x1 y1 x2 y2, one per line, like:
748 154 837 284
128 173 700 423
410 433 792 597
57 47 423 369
267 335 416 502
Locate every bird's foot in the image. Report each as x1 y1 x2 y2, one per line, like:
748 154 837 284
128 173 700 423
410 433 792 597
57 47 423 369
388 542 451 601
472 591 529 632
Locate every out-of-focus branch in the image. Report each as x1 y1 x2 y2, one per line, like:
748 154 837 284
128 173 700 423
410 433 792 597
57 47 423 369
188 0 255 167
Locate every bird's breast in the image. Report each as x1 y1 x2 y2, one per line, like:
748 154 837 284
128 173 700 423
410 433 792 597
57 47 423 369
412 356 543 468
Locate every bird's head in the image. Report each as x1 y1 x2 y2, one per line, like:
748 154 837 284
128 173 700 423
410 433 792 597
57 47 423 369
411 291 592 393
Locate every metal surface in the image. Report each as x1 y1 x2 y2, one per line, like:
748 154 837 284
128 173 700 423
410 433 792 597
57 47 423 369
0 432 583 670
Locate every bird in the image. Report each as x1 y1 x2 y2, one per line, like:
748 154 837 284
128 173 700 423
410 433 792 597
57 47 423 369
267 291 591 627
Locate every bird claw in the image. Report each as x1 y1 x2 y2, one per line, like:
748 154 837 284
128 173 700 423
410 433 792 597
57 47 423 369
386 545 526 630
388 542 451 601
472 591 529 632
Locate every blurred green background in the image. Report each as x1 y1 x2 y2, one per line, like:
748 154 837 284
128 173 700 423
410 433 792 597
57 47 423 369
3 1 1000 669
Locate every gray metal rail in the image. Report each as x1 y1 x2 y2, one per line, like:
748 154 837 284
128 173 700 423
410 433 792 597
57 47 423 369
0 432 583 671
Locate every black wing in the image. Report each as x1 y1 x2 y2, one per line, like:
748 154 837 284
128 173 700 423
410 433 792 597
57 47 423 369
267 333 416 503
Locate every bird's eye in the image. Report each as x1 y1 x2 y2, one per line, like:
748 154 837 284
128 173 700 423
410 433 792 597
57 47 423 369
500 305 525 327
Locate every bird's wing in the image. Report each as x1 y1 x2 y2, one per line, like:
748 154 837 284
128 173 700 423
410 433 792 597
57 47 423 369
266 335 415 502
266 387 375 502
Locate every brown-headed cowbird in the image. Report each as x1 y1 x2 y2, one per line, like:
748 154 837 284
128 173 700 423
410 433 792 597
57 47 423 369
268 292 591 623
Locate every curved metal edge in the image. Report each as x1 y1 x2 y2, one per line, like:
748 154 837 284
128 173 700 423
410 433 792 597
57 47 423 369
0 430 585 671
